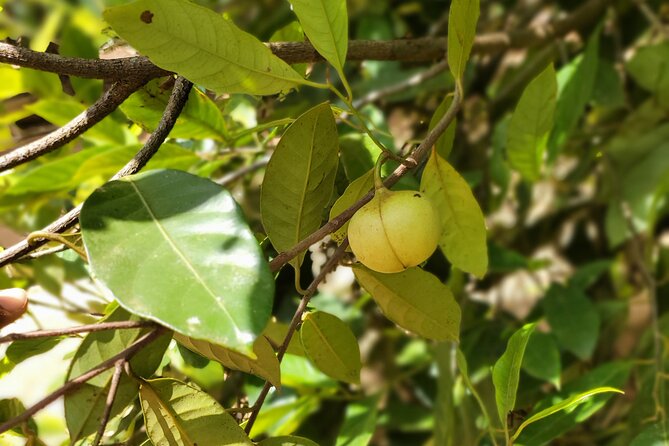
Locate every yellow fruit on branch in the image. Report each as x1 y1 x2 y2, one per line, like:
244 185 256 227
347 187 441 273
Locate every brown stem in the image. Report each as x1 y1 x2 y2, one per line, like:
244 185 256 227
92 360 125 446
245 240 350 434
0 77 193 268
0 79 144 172
0 320 156 344
0 328 165 434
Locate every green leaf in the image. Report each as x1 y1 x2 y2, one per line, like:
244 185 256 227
5 337 64 365
174 333 280 387
251 395 320 438
542 284 600 360
492 323 536 424
420 151 488 277
26 99 130 145
64 308 171 442
429 95 457 159
630 422 669 446
335 395 379 446
261 103 339 269
289 0 348 80
447 0 480 81
506 64 557 181
547 26 600 160
80 169 274 356
339 134 381 181
299 311 361 384
140 377 253 445
569 260 611 290
511 387 623 442
259 436 320 446
104 0 304 95
329 169 373 243
270 21 307 77
280 353 337 389
352 266 461 341
121 80 228 141
627 42 669 108
515 362 631 445
521 331 561 388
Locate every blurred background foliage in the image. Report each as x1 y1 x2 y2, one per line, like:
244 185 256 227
1 0 669 445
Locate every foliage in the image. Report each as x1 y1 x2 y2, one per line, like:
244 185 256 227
0 0 667 445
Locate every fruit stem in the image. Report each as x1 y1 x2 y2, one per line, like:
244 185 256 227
373 152 388 191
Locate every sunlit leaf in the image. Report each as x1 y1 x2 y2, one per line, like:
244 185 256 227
352 266 461 341
104 0 304 95
81 169 274 356
447 0 480 81
251 395 320 438
259 436 319 446
329 169 373 243
429 95 457 159
140 378 253 445
420 151 488 277
335 395 379 446
300 311 361 384
261 103 339 270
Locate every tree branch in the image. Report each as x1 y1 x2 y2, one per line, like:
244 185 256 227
0 328 165 434
0 320 156 344
0 0 610 79
0 79 145 172
0 77 194 268
245 240 350 434
92 360 125 446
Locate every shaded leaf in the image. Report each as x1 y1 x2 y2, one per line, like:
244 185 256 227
630 422 669 446
81 169 274 356
261 103 339 270
420 151 488 277
140 378 253 445
429 95 457 159
5 336 64 365
335 395 380 446
329 169 373 243
627 42 669 108
447 0 480 81
300 311 361 384
522 331 561 388
352 266 461 341
251 395 320 438
492 323 536 424
174 333 280 387
506 64 557 181
104 0 304 95
259 436 320 446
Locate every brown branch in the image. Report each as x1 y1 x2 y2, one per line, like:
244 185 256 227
245 240 350 434
0 77 193 268
0 320 156 344
0 0 610 79
92 360 125 446
0 79 145 172
0 328 165 434
269 87 461 274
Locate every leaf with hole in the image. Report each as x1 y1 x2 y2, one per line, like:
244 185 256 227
352 266 460 341
261 103 339 270
300 311 361 384
80 169 274 356
104 0 304 95
140 378 253 445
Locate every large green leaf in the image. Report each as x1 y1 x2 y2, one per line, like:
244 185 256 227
65 308 171 442
289 0 348 80
261 103 339 269
511 387 623 442
174 333 280 387
506 64 557 181
104 0 304 95
140 378 253 445
447 0 480 81
542 284 600 360
329 169 373 243
80 169 274 356
627 42 669 108
121 80 228 141
492 323 536 424
299 311 361 384
352 266 461 341
547 26 600 160
521 331 561 388
420 151 488 277
335 396 380 446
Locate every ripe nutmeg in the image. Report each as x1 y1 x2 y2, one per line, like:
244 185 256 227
0 288 28 328
347 187 441 273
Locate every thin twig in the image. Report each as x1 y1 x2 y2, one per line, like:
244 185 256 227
92 360 125 446
216 155 271 186
0 79 145 172
0 328 165 434
268 87 462 274
0 0 609 79
245 240 350 434
0 77 193 268
0 320 155 344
